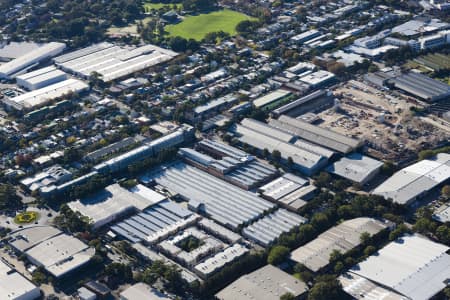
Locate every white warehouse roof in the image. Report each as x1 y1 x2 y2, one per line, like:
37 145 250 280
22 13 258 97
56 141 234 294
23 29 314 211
327 153 383 184
5 78 88 110
0 42 66 79
0 260 40 300
349 234 450 300
373 153 450 205
16 66 67 90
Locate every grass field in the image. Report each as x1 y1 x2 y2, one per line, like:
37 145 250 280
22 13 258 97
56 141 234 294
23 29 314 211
144 2 182 12
165 9 256 41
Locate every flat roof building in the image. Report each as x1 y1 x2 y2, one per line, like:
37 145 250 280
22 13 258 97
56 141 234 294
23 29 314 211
253 89 292 110
16 66 67 91
388 72 450 102
120 283 171 300
216 264 308 300
55 43 177 82
373 153 450 205
0 260 40 300
269 115 362 153
259 173 308 201
271 90 335 118
290 218 387 272
4 78 89 110
347 234 450 300
299 70 336 88
0 42 66 79
9 226 94 278
326 153 383 185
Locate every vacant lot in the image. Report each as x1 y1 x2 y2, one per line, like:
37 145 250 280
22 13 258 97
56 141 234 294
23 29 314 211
165 9 256 40
144 2 182 12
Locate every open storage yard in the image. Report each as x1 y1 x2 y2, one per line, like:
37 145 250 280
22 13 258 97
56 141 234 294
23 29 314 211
165 9 256 41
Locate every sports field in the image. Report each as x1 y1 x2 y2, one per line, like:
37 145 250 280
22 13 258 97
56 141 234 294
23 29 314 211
165 9 256 41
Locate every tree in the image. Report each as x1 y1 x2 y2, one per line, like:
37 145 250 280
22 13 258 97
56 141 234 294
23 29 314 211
442 185 450 199
170 36 188 52
360 232 371 245
364 245 376 256
268 245 290 265
236 20 260 35
308 277 342 300
272 150 281 161
280 293 296 300
0 184 21 211
333 261 344 274
329 249 342 263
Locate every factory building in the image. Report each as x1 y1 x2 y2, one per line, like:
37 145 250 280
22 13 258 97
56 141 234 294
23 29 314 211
0 42 66 79
341 235 450 300
185 94 238 123
9 226 95 278
4 78 89 110
252 89 292 110
54 42 177 82
216 264 308 300
269 115 362 154
231 118 329 176
179 140 277 190
291 29 321 44
271 90 335 118
16 66 67 90
387 72 450 102
326 153 383 185
290 218 387 272
242 208 307 247
373 153 450 205
141 162 275 230
0 260 40 300
299 70 336 88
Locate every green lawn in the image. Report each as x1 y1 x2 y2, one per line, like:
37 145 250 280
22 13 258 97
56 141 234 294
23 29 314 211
165 9 256 41
144 2 182 12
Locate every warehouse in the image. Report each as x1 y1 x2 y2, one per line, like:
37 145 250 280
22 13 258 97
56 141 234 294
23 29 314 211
194 244 249 279
178 144 277 190
0 260 40 300
373 153 450 205
4 78 89 110
20 164 72 193
259 173 308 201
141 162 275 230
291 29 321 44
290 218 387 272
120 283 171 300
55 43 177 82
346 234 450 300
326 153 383 185
9 226 94 278
0 42 66 79
388 72 450 102
185 94 238 123
111 199 197 244
271 90 335 118
216 264 308 300
242 208 307 247
252 89 292 110
231 120 328 176
277 185 317 211
16 66 67 90
299 70 336 88
269 115 362 153
68 184 160 229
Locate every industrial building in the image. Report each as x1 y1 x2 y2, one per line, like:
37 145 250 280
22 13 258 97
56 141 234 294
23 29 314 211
185 94 238 123
141 162 275 230
0 260 40 300
120 283 171 300
373 153 450 205
9 226 95 278
269 115 362 153
345 234 450 300
179 141 277 190
216 264 308 300
110 199 198 244
20 165 72 193
4 78 89 110
388 72 450 102
68 184 163 229
271 90 335 118
291 29 321 44
54 42 177 82
299 70 336 88
290 218 387 272
231 118 329 175
194 244 249 279
432 203 450 223
242 208 307 247
326 153 383 185
252 89 292 110
16 66 67 90
259 173 308 201
0 42 66 79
